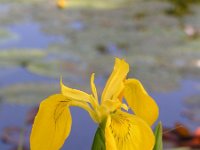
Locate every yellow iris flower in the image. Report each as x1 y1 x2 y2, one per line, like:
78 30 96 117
30 58 159 150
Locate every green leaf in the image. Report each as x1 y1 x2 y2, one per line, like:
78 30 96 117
91 119 107 150
91 126 106 150
153 122 163 150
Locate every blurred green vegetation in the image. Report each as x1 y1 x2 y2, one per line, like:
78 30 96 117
0 0 199 93
0 83 59 104
0 28 18 44
164 0 200 16
0 49 46 67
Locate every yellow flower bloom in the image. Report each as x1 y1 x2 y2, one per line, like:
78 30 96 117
30 58 159 150
57 0 67 9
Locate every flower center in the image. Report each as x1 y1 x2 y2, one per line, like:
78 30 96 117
109 112 132 141
91 98 128 124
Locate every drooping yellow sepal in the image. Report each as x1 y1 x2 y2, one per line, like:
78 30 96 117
30 94 72 150
105 110 155 150
123 79 159 126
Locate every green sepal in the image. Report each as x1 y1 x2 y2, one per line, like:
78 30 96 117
153 122 163 150
91 120 107 150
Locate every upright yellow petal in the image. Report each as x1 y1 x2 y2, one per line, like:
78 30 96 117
102 58 129 102
30 94 72 150
105 110 155 150
90 73 99 106
61 78 91 103
123 79 159 126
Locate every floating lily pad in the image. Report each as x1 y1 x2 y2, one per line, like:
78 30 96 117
26 59 88 81
0 28 18 44
0 49 45 59
128 61 181 92
0 0 46 4
166 42 200 77
0 83 59 104
65 0 135 9
0 82 91 104
0 49 46 67
0 0 199 94
0 0 135 9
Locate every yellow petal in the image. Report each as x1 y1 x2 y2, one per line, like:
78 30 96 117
105 110 155 150
97 99 121 122
123 79 159 126
102 58 129 102
101 99 121 113
90 73 98 100
105 116 117 150
90 73 99 108
60 78 91 103
30 94 72 150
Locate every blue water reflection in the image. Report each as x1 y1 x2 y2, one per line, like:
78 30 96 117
155 78 200 130
0 67 56 88
0 22 64 49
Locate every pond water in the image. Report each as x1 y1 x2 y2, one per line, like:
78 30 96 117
0 22 64 49
155 78 200 129
0 1 200 149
